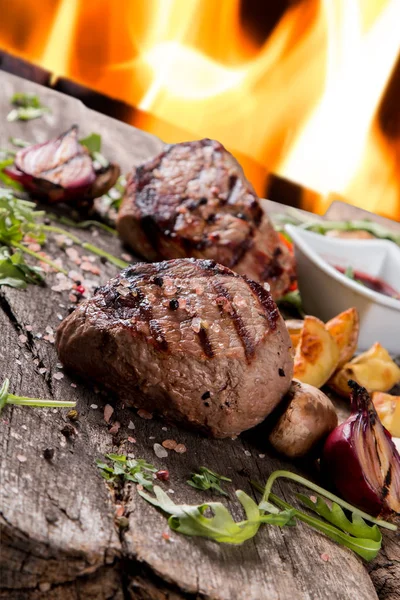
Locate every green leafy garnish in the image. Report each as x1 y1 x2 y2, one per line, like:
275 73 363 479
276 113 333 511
297 494 381 542
0 378 76 415
139 486 295 544
187 466 232 497
96 454 157 491
276 289 305 318
7 93 50 122
255 470 396 561
9 137 30 148
79 133 102 154
0 188 128 285
0 246 44 288
344 265 355 279
79 133 109 168
0 158 23 190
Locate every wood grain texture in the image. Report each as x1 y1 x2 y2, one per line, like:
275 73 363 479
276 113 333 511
0 71 397 600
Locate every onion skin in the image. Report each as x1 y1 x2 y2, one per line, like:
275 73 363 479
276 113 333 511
4 126 119 204
322 380 400 517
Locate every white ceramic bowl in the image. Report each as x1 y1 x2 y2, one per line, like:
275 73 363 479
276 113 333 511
285 225 400 354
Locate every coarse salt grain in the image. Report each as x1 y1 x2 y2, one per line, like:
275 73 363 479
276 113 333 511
162 439 177 450
18 335 28 344
128 420 135 430
258 454 265 459
104 404 114 423
154 443 168 459
109 421 121 435
127 437 136 443
90 404 98 409
53 372 64 381
321 553 330 562
70 383 77 388
137 409 153 420
25 325 32 332
174 444 187 454
17 454 27 463
244 450 251 457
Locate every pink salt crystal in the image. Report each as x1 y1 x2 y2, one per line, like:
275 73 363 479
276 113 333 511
174 444 187 454
127 437 136 443
28 243 41 253
191 317 202 333
104 404 114 423
109 421 121 434
321 553 330 562
18 335 28 344
53 372 64 380
178 298 187 309
25 325 32 332
68 270 82 282
137 409 153 420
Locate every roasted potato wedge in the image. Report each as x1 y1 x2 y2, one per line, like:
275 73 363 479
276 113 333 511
269 380 338 458
373 392 400 437
285 319 304 354
325 308 359 367
293 316 340 388
329 342 400 397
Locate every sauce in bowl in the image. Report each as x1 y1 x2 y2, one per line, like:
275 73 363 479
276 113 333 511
334 265 400 300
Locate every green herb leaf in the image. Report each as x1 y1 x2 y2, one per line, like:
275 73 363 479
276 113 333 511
0 377 76 415
140 486 294 544
96 454 158 491
11 92 42 108
297 494 381 542
276 290 305 317
344 265 355 280
187 466 231 496
7 93 50 122
79 133 102 154
9 137 30 148
0 246 44 288
0 158 24 191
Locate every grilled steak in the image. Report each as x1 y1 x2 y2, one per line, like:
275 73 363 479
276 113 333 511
56 258 293 438
117 139 295 299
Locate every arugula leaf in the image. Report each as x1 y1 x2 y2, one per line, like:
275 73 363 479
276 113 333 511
139 486 295 544
96 454 157 491
270 492 381 561
79 133 102 154
297 494 381 542
0 246 44 288
187 466 231 496
7 93 50 122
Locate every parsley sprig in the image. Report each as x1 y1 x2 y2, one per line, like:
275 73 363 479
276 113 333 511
187 467 232 497
7 92 51 123
96 454 157 491
0 378 76 415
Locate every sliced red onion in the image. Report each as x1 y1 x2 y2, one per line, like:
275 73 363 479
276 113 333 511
4 126 119 204
322 380 400 516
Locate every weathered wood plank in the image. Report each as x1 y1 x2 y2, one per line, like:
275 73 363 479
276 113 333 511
0 71 396 600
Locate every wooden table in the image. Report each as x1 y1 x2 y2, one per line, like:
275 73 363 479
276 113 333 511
0 72 399 600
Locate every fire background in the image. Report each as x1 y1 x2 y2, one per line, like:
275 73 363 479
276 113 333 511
0 0 399 221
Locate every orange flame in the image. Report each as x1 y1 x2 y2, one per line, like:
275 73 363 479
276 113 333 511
0 0 398 220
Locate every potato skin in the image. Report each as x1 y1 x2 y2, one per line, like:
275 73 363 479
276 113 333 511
269 380 338 458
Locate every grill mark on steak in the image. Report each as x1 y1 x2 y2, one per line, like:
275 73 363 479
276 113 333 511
243 276 279 331
131 286 169 351
212 280 255 361
197 327 214 358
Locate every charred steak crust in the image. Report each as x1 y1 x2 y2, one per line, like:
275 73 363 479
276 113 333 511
56 258 293 438
117 139 295 299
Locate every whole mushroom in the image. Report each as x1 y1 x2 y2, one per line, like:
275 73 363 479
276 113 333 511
269 380 338 458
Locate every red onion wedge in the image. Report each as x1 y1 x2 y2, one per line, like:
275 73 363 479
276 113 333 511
4 126 119 204
322 380 400 516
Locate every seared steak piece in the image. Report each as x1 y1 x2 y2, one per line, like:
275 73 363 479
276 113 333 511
117 139 295 299
56 259 293 438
